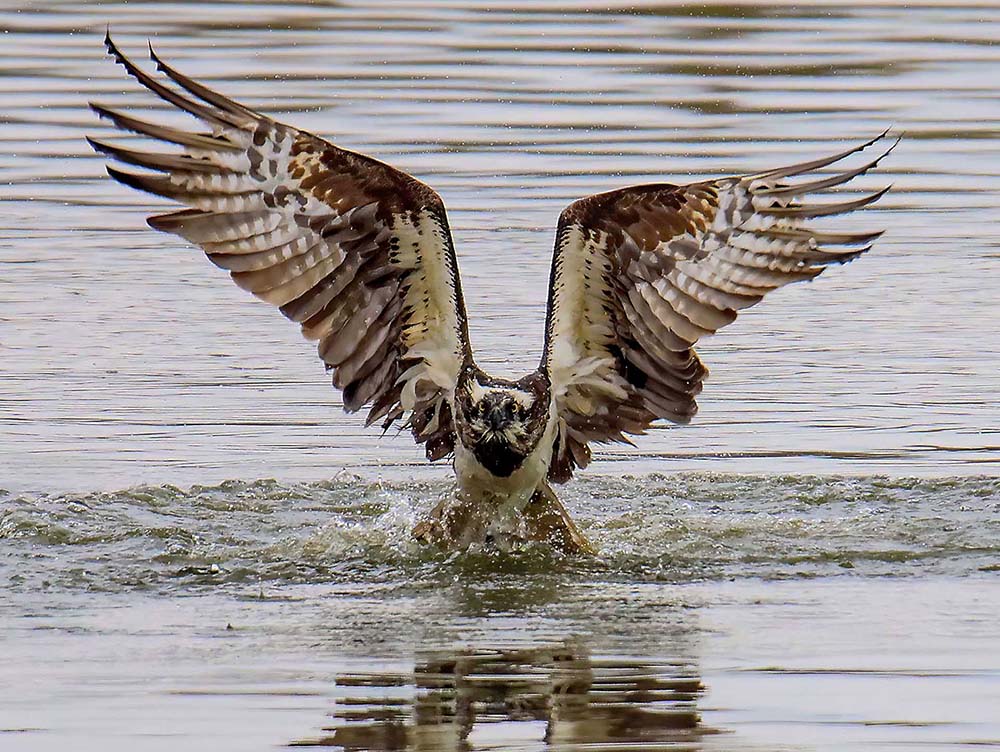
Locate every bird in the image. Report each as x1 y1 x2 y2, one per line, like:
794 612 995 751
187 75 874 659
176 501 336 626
88 34 896 554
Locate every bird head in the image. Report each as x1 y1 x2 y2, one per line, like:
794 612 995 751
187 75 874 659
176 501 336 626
455 368 551 477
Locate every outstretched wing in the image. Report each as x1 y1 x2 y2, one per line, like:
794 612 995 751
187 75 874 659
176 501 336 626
89 34 472 461
542 132 896 482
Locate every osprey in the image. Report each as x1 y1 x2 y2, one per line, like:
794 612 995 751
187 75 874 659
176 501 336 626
89 35 895 553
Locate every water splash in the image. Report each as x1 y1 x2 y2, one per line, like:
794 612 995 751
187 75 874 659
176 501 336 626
2 474 997 596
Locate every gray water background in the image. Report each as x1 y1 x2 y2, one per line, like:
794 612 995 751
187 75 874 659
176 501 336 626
1 1 999 751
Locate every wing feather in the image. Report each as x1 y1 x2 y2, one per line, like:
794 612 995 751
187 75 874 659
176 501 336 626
90 34 472 459
542 132 895 481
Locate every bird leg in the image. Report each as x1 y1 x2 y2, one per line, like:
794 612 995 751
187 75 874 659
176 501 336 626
522 481 596 555
412 482 595 555
411 491 492 550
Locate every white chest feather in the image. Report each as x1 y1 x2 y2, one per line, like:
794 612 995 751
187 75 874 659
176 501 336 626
448 403 559 542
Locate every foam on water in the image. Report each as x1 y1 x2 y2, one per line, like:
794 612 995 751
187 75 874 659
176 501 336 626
3 474 997 596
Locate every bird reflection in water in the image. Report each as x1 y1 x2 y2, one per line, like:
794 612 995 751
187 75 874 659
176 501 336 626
291 643 710 750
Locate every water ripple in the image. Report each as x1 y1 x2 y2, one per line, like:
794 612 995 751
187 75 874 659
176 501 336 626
3 475 997 595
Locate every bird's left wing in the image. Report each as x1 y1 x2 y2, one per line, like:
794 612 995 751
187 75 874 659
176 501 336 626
542 133 896 482
89 35 472 460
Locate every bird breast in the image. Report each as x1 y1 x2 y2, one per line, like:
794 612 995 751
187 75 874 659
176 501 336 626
452 402 558 514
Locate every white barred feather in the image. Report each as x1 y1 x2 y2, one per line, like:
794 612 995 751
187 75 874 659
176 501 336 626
90 34 472 461
542 131 895 481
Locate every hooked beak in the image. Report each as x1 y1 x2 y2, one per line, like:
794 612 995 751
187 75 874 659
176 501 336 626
485 404 509 432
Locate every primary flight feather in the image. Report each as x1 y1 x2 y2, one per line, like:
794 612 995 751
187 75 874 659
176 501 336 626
90 34 895 552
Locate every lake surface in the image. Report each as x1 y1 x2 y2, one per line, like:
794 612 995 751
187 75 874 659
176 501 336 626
1 1 998 750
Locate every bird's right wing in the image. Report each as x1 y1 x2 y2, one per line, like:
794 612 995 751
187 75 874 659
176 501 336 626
89 35 472 460
542 133 896 481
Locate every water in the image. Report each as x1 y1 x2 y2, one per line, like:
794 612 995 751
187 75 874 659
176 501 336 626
3 476 999 749
1 0 999 750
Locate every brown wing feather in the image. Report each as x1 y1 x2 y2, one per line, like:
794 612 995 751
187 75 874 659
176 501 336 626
543 132 896 482
89 34 472 461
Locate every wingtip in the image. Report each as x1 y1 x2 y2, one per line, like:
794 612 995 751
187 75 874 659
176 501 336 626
859 126 894 153
105 164 156 196
148 39 162 68
88 136 150 170
873 127 907 156
832 243 874 265
84 134 106 154
104 27 119 58
751 127 900 183
102 28 135 73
